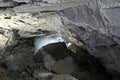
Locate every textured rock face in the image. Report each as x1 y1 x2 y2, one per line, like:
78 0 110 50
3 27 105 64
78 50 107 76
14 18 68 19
0 27 15 54
33 69 54 80
52 74 78 80
4 39 34 71
59 0 120 73
52 57 78 74
0 0 120 76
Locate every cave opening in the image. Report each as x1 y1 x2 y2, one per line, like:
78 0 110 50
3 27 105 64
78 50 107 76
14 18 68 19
0 28 116 80
33 38 113 80
0 31 113 80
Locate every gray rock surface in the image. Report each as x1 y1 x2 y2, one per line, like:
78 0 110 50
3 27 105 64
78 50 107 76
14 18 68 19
4 40 34 71
43 54 56 71
52 74 78 80
58 0 120 73
12 0 31 3
0 27 15 54
0 0 120 78
0 1 16 7
52 57 78 74
33 69 54 80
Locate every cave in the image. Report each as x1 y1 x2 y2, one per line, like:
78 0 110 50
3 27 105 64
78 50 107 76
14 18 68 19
0 0 120 80
0 35 113 80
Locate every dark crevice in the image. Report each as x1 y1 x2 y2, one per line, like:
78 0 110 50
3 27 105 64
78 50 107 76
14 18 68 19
15 2 27 6
67 46 113 80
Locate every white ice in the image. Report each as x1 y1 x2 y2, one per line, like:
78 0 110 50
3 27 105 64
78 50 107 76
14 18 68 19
34 33 64 54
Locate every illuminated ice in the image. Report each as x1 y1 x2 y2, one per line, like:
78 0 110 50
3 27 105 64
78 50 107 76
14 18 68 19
34 33 64 54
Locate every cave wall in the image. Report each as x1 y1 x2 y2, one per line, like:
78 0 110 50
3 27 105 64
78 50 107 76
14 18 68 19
0 0 120 74
59 0 120 73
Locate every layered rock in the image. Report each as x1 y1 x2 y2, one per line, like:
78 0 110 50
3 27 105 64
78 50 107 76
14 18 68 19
0 0 120 78
58 0 120 73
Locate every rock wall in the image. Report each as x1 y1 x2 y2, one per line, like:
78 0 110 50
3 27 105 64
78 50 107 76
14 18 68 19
59 0 120 73
0 0 120 76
